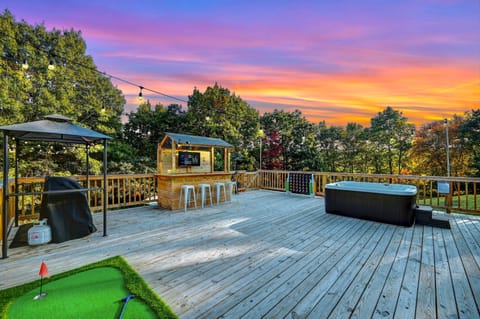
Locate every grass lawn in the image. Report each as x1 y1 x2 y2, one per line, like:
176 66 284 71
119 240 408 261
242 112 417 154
0 256 177 319
420 194 480 214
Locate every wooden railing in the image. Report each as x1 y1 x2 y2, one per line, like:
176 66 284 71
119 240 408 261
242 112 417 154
2 170 479 237
257 170 480 215
0 174 157 232
234 171 262 191
86 174 157 211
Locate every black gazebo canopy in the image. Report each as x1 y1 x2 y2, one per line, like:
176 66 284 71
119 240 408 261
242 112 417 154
0 114 111 258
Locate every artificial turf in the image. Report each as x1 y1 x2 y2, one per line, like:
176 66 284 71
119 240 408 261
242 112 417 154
0 256 177 319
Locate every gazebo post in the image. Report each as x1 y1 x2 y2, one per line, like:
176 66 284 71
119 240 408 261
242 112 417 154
85 144 90 194
14 139 19 227
2 134 9 259
103 139 107 237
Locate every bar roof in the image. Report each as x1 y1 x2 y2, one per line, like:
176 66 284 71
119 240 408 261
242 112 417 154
164 132 233 148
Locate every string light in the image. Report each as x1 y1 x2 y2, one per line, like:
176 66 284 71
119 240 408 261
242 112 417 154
138 86 144 102
2 32 188 104
21 59 29 70
47 59 55 70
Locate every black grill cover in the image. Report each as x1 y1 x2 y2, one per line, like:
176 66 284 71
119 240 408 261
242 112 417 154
40 176 97 243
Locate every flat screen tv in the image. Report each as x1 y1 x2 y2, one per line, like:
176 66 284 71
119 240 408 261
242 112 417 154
178 151 201 166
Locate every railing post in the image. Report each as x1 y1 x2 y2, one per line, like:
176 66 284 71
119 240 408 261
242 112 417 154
2 134 9 259
322 174 327 194
446 182 452 214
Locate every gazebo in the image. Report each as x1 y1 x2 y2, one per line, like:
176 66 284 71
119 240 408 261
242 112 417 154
0 114 111 258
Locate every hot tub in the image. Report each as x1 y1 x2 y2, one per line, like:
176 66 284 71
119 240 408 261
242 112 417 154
325 181 417 226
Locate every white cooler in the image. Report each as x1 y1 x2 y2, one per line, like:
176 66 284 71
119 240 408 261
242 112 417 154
28 219 52 245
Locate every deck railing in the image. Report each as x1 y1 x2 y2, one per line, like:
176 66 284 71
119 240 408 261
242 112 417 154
234 170 262 190
0 174 157 232
2 170 479 237
257 170 480 215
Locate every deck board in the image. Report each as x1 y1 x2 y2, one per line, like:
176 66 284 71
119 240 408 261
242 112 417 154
1 190 480 318
394 225 423 319
297 222 384 318
416 226 436 319
326 224 395 319
195 214 355 319
371 226 413 319
350 227 404 319
447 219 480 318
433 227 457 319
247 219 377 319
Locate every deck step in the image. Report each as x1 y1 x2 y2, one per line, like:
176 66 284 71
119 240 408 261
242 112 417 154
430 214 451 229
414 205 450 229
414 205 433 225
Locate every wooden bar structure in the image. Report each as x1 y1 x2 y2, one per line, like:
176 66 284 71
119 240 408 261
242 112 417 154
156 132 233 210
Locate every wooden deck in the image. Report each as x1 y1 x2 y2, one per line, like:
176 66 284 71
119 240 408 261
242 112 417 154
2 190 480 318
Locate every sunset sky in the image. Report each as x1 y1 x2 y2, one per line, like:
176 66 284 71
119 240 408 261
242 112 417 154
2 0 479 127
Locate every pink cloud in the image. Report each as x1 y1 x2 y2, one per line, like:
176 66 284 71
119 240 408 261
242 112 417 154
3 0 478 128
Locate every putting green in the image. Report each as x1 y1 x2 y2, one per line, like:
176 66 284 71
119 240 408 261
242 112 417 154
8 267 156 319
0 256 177 319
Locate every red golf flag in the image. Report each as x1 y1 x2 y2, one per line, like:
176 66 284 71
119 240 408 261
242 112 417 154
39 261 49 278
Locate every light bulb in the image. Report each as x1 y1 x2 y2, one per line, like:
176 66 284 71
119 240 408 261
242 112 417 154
138 86 144 102
21 59 29 70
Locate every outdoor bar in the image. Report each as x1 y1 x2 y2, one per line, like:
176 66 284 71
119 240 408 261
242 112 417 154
156 132 234 210
325 181 418 226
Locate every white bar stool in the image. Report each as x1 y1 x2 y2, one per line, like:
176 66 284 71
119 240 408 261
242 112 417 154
197 183 213 208
179 185 197 212
226 181 237 201
214 182 227 205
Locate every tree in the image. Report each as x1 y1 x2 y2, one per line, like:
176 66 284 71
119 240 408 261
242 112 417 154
186 83 260 170
340 123 365 173
408 115 472 176
261 129 284 170
316 122 343 172
461 109 480 176
369 106 415 174
446 115 472 176
409 120 450 176
122 102 188 172
0 10 125 176
261 109 319 171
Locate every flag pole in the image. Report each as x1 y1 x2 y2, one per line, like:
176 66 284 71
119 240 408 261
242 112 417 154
34 276 47 300
34 261 49 300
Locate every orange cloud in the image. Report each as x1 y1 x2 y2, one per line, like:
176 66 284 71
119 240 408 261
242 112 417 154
215 59 479 127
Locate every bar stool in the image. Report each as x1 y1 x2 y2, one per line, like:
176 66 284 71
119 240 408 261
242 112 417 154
214 182 227 205
179 185 197 212
197 183 213 208
226 181 237 201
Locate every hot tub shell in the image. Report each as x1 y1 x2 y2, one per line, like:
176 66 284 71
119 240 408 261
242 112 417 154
325 181 417 226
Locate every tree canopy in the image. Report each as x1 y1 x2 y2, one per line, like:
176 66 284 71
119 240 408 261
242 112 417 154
1 10 124 176
260 109 319 171
461 109 480 175
369 106 416 174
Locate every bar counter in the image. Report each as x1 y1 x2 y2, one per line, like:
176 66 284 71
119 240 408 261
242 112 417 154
156 172 232 210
